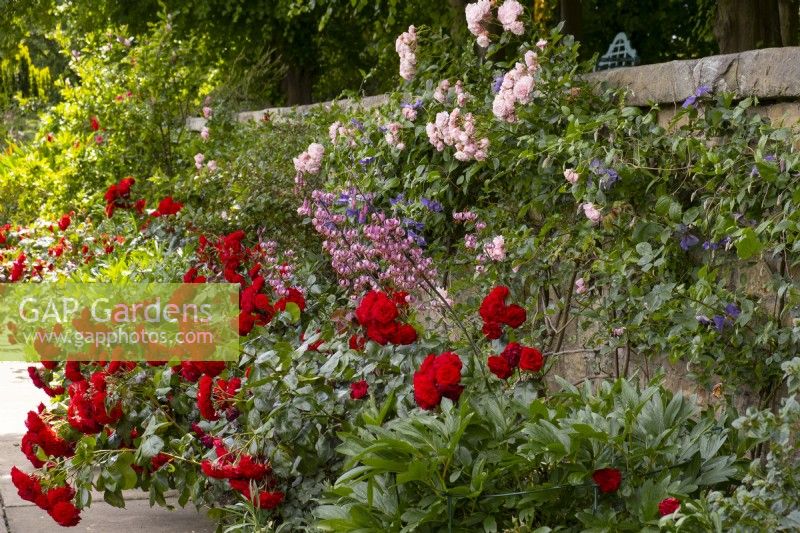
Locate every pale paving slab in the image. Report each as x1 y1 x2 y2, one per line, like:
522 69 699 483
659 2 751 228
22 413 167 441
5 500 215 533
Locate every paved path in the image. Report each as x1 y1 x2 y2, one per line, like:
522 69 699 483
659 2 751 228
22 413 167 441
0 362 215 532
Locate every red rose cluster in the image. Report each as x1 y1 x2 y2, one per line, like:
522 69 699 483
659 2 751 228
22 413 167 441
355 290 417 346
104 176 146 218
487 342 544 379
27 366 65 397
592 467 622 493
151 196 183 217
413 352 464 410
197 375 241 421
11 467 81 527
58 213 72 231
479 286 527 339
200 439 284 510
66 371 123 434
21 409 73 468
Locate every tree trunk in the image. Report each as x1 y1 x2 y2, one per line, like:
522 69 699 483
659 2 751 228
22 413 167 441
560 0 583 41
778 0 800 45
714 0 787 53
283 66 313 106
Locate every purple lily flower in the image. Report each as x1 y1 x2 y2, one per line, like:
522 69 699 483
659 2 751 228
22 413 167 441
725 303 740 319
712 315 727 332
359 156 376 165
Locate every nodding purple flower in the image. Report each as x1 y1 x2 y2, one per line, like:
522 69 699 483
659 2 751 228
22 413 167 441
725 303 740 319
390 193 406 206
420 197 443 212
702 236 731 251
378 125 388 133
350 118 365 131
600 168 620 190
401 99 423 110
695 85 711 97
682 85 712 108
764 154 777 162
407 229 427 247
590 159 620 189
492 75 504 94
680 233 700 251
696 315 712 326
402 217 425 232
712 315 727 332
336 193 351 205
359 156 376 165
345 207 359 219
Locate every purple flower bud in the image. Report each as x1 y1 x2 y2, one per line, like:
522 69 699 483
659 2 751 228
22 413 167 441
680 234 700 251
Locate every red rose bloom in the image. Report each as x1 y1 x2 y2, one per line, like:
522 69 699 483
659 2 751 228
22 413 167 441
413 371 441 410
502 304 527 328
275 287 306 312
658 497 680 516
390 323 418 345
350 380 368 400
488 355 513 379
90 116 100 131
348 335 366 351
58 214 71 231
519 347 543 372
479 286 527 339
592 467 622 493
413 352 463 409
48 500 81 527
197 375 218 420
151 196 183 217
481 322 503 340
256 490 284 509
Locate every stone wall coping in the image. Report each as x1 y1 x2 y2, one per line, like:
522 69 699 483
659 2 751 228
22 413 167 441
187 47 800 130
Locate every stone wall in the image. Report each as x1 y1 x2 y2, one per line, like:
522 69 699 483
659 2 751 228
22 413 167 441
189 47 800 131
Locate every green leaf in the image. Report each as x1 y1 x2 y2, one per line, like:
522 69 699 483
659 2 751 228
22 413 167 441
736 228 763 260
139 435 164 459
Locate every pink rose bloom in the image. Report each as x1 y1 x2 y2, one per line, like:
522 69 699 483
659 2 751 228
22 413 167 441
582 202 602 224
194 152 205 169
536 39 548 50
434 79 451 104
200 127 209 141
498 0 524 35
484 235 506 261
612 327 626 337
395 26 417 81
465 0 492 47
401 107 417 121
575 277 588 294
564 169 579 184
202 106 213 118
207 160 217 172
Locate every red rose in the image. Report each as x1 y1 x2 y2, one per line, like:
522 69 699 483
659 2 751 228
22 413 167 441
58 214 71 231
152 196 183 217
503 304 527 328
238 312 255 336
488 355 513 379
350 380 368 400
256 490 284 509
592 467 622 493
481 322 503 340
197 375 218 420
10 467 42 503
658 497 680 516
90 116 100 131
48 500 81 527
519 347 543 372
479 286 509 323
365 322 397 345
348 335 366 351
390 323 418 345
502 342 522 367
117 177 135 196
413 371 441 410
370 291 399 325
